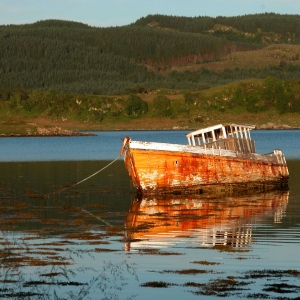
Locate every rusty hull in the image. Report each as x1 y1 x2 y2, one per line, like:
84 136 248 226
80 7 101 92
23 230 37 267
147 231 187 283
124 147 289 196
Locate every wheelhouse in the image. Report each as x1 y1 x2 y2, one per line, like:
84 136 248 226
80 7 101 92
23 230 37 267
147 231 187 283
186 124 256 153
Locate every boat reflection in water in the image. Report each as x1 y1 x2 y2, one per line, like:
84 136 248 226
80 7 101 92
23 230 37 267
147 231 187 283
124 191 289 251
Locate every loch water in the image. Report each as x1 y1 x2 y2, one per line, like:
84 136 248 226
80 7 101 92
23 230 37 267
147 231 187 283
0 130 300 299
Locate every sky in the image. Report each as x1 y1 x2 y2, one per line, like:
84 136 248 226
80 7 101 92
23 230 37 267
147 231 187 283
0 0 299 28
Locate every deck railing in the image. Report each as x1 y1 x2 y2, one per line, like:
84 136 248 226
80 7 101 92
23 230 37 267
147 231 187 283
199 138 256 154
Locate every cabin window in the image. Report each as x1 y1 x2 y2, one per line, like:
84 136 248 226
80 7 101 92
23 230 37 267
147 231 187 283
185 124 254 148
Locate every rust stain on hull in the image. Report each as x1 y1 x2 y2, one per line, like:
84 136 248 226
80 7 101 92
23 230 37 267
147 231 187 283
124 148 288 196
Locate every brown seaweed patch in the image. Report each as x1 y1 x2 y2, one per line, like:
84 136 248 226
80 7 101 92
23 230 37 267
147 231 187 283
137 248 182 256
39 219 61 224
262 283 300 294
63 232 106 240
24 280 87 286
94 248 119 253
63 219 84 226
184 281 203 288
0 241 11 246
0 244 24 256
1 256 71 268
245 293 270 299
22 237 41 241
191 260 221 265
88 241 110 245
40 272 63 277
36 247 65 252
161 269 214 275
22 189 37 197
28 251 58 256
212 245 250 253
0 280 19 283
0 226 15 230
0 291 42 298
105 226 126 236
13 211 38 219
286 269 300 276
241 269 300 280
140 281 177 288
25 230 46 235
193 276 251 296
0 250 21 260
37 261 72 266
34 242 71 246
62 206 79 211
0 181 9 185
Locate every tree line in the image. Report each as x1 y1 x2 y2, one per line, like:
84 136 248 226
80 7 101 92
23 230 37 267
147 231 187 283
0 14 300 95
1 77 300 123
134 13 300 43
184 76 300 115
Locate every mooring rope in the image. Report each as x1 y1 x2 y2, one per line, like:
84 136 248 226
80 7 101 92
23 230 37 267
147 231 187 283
39 155 122 226
80 208 112 226
43 155 122 198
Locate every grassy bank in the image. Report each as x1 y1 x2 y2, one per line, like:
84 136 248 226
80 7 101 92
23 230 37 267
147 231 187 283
1 78 300 136
1 105 300 136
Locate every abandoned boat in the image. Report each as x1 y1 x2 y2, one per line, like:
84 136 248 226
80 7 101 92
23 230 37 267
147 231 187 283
120 124 289 195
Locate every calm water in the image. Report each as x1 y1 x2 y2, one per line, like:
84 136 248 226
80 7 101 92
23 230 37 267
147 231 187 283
0 130 300 299
1 129 300 161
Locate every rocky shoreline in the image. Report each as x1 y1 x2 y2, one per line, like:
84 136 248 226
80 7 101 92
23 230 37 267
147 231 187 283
255 123 300 130
1 123 299 137
0 133 96 137
172 123 300 130
0 126 95 137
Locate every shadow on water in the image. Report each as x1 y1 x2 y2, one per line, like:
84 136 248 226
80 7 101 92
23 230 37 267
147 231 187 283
0 160 300 298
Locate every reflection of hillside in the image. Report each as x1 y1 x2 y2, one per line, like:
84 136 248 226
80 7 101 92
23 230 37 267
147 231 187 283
124 191 289 251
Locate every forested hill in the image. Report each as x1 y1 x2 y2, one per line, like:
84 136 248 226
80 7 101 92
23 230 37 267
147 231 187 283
1 13 300 95
134 14 300 42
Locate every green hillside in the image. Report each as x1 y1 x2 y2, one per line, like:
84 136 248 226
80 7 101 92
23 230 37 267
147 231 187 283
1 14 300 95
134 13 300 43
1 76 300 135
1 14 300 134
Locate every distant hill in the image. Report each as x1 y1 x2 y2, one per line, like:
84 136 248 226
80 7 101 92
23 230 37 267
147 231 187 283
0 14 300 94
134 13 300 43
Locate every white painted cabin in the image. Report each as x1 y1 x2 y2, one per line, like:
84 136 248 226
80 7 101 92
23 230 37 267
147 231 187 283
186 124 256 154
